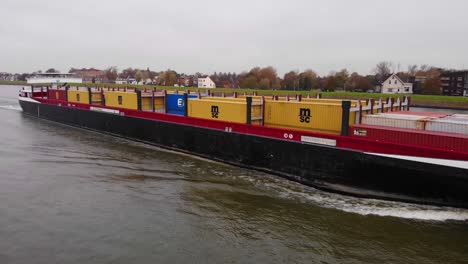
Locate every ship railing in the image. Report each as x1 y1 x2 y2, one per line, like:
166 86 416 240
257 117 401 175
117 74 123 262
350 96 410 124
30 86 49 99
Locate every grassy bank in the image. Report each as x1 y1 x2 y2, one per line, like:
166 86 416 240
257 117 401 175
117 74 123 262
0 80 27 85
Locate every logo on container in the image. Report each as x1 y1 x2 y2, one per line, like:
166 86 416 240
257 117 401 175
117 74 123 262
211 105 219 118
299 108 311 123
353 129 367 136
177 98 184 107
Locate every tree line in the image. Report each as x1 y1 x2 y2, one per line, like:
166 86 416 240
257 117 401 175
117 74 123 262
13 61 452 95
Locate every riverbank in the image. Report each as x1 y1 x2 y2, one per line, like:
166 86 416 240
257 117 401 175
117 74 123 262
3 81 468 109
0 80 26 85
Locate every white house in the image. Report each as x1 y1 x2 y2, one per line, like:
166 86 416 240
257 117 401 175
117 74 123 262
381 74 413 94
115 78 127 84
198 76 216 88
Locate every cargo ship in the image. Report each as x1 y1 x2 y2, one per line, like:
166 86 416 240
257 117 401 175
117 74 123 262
19 86 468 208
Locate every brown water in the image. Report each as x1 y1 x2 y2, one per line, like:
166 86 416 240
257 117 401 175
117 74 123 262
1 85 468 264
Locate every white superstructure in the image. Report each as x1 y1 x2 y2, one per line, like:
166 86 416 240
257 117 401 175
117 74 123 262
27 73 82 84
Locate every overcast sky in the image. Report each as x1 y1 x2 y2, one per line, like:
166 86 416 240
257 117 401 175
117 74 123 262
1 0 467 76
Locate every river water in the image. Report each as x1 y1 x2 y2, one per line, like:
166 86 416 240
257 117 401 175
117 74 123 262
1 85 468 264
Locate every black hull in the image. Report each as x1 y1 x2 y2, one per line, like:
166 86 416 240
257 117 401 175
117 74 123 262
20 100 468 208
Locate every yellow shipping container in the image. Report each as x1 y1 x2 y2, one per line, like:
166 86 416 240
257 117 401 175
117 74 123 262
91 92 102 105
188 99 258 124
154 97 165 112
141 97 165 112
105 91 138 110
67 90 90 104
141 97 152 111
251 104 262 120
264 101 355 134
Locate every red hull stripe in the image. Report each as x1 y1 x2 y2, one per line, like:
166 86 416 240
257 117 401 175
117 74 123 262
34 98 468 161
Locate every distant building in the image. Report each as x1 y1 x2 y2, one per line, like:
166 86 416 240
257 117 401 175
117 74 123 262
198 75 216 88
381 74 413 94
440 71 468 96
69 68 107 83
115 78 127 84
408 75 427 94
177 76 187 87
222 81 232 88
152 76 160 85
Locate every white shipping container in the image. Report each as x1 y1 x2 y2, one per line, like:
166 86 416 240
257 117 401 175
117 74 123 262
361 114 427 130
452 114 468 119
377 113 439 120
441 117 468 123
425 119 468 135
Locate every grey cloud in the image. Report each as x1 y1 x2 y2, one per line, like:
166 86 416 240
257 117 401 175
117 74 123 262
1 0 467 75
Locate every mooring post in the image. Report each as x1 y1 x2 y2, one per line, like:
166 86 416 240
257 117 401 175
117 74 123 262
183 93 188 117
359 102 363 124
152 88 155 112
341 101 351 136
163 90 167 113
88 87 92 104
136 90 142 111
246 97 252 125
101 88 105 106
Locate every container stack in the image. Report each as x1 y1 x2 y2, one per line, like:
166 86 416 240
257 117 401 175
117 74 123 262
361 114 428 130
425 115 468 135
351 111 468 152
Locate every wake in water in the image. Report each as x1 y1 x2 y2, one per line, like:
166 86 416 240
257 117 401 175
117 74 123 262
0 104 22 111
123 139 468 223
237 173 468 222
0 96 22 111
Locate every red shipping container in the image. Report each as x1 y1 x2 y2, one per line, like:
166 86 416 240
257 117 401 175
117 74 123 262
47 89 67 101
350 124 468 153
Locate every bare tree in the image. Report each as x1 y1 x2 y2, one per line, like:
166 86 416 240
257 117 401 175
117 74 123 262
420 64 430 72
45 68 59 73
282 71 299 90
335 68 349 89
374 61 393 83
160 69 177 86
105 66 118 82
298 69 318 90
135 70 143 83
407 64 418 76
